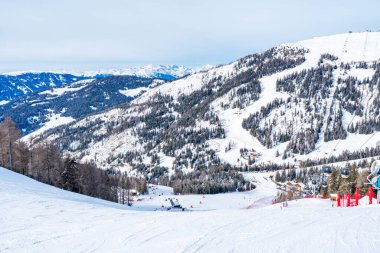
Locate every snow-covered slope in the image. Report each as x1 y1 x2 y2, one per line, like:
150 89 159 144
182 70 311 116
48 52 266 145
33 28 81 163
136 63 236 103
31 32 380 179
292 32 380 63
1 167 380 253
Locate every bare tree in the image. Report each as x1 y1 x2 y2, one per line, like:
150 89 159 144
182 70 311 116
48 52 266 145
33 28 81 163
0 118 21 169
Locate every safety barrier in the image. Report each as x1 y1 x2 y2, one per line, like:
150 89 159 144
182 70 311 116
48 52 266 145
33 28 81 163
337 187 377 207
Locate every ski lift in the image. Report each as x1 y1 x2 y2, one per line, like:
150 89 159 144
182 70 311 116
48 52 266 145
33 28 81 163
322 165 332 176
304 185 310 191
341 168 350 179
366 161 380 188
369 176 379 189
370 160 380 175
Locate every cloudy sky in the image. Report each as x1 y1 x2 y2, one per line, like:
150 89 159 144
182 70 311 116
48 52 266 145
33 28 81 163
0 0 379 72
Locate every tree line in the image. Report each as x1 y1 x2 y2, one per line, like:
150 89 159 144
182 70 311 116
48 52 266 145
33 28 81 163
0 118 147 204
274 163 372 197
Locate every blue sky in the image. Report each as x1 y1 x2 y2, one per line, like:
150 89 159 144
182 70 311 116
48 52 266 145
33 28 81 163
0 0 379 72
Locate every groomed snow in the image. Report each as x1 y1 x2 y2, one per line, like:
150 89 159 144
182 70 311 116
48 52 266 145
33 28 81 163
290 32 380 63
1 167 380 253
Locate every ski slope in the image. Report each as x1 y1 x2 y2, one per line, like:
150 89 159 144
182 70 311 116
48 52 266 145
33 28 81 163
211 31 380 166
1 167 380 253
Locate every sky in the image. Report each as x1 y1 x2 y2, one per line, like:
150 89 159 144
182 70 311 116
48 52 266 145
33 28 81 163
0 0 379 72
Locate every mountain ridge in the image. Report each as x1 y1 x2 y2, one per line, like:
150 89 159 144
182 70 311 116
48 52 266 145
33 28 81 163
24 32 380 184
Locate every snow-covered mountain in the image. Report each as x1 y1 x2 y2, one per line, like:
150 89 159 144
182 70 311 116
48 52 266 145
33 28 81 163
3 64 198 78
74 64 212 80
29 32 380 182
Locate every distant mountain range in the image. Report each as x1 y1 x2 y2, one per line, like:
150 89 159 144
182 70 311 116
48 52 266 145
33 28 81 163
71 64 212 80
0 64 211 103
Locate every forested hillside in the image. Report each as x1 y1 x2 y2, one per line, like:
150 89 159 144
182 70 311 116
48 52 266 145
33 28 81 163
23 32 380 193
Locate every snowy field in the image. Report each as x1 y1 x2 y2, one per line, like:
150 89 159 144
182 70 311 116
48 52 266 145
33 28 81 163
1 167 380 253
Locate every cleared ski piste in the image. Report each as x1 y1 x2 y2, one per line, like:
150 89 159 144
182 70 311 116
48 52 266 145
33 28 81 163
1 167 379 253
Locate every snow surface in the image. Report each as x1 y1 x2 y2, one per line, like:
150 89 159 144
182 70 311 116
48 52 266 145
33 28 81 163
290 32 380 63
119 87 148 97
346 67 376 80
1 167 380 253
40 79 93 96
22 112 75 144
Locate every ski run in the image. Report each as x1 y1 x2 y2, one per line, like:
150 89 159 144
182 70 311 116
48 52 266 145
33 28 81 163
1 167 379 253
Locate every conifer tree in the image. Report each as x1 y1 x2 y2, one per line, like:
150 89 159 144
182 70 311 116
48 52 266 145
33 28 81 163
61 157 80 193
